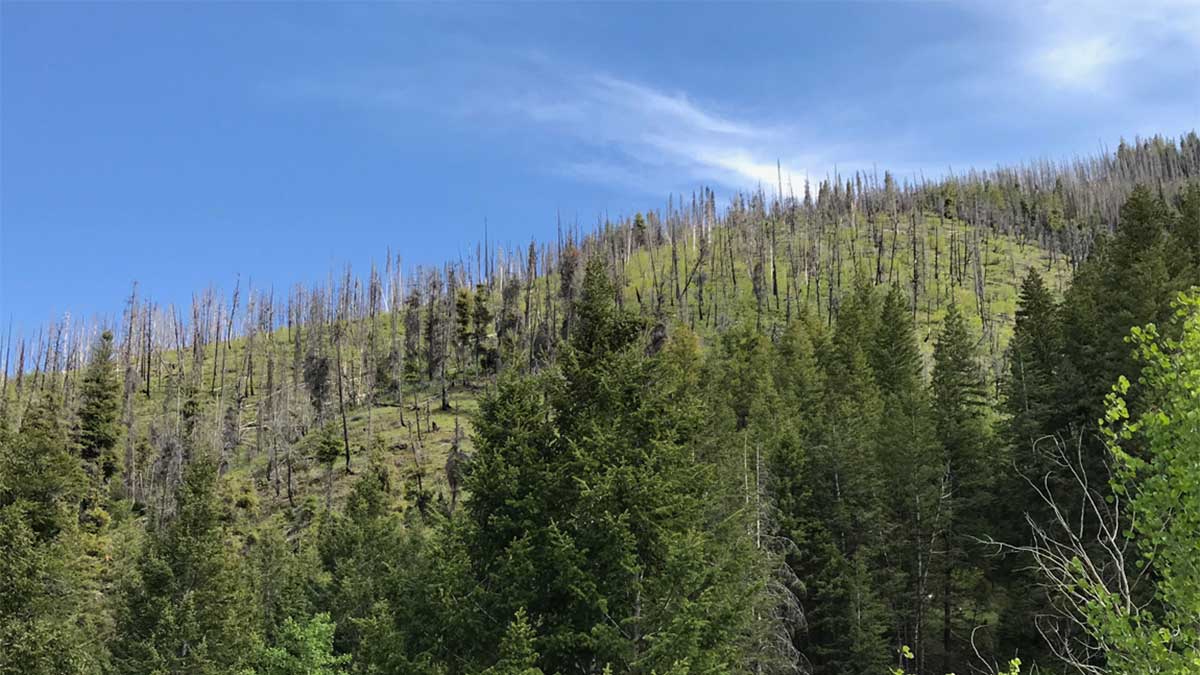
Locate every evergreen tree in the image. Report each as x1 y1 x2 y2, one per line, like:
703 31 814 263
247 613 350 675
705 323 807 670
930 304 997 672
870 287 923 396
251 517 320 645
0 394 106 674
454 286 474 379
77 329 122 486
1058 185 1175 433
1169 183 1200 289
786 284 891 675
111 457 259 674
472 283 495 373
996 269 1065 668
1003 269 1061 451
871 288 941 672
464 256 763 673
482 609 544 675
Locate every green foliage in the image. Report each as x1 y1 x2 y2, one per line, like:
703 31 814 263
243 613 350 675
483 609 544 675
929 303 1000 668
308 421 342 467
0 394 106 674
2 182 1196 675
77 329 122 485
1088 291 1200 673
1058 185 1180 427
1003 269 1061 449
251 517 321 644
472 283 496 371
111 457 260 674
461 255 761 673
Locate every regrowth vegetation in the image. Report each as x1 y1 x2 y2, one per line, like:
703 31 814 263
1 133 1199 674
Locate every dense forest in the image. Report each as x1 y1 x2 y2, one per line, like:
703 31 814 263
1 133 1198 674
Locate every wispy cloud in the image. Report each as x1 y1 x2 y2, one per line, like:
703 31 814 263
1029 35 1125 92
499 65 818 193
275 53 829 195
996 0 1200 94
269 4 1197 199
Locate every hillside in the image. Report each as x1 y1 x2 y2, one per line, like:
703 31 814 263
8 135 1200 519
3 134 1199 675
5 207 1071 521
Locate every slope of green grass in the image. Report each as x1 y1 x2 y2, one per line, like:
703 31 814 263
4 213 1069 524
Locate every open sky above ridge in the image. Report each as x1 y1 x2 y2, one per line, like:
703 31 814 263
2 1 1197 333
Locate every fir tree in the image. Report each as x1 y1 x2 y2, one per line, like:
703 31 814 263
111 457 259 674
483 609 544 675
464 256 762 673
248 613 350 675
930 304 996 672
871 288 941 670
0 394 106 674
77 329 122 485
1003 269 1061 450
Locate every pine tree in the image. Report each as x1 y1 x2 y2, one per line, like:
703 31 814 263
77 329 122 487
871 287 923 396
1170 183 1200 289
783 284 891 675
312 463 435 666
930 304 996 672
248 613 350 675
483 609 544 675
455 286 474 378
464 256 763 673
1003 269 1061 450
473 283 495 373
251 517 320 645
111 457 259 674
0 394 106 674
871 288 941 670
996 269 1065 668
1058 186 1175 432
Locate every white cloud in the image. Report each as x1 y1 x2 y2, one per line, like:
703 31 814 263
1029 35 1124 91
501 68 813 192
276 53 826 194
590 75 758 138
1002 0 1200 93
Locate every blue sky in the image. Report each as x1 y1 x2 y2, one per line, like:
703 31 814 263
2 2 1197 335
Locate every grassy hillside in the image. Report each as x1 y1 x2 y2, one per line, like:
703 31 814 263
0 207 1070 528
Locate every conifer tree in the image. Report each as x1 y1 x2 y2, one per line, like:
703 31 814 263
312 462 437 666
464 256 763 673
0 394 106 674
455 286 474 378
930 304 996 672
788 284 891 675
996 269 1065 667
248 613 350 675
1003 269 1061 450
872 288 941 670
472 283 495 373
77 329 122 486
483 609 544 675
1169 183 1200 289
111 457 259 674
1058 186 1175 431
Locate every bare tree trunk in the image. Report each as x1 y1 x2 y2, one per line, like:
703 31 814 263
334 325 352 474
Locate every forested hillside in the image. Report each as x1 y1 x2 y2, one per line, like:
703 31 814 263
1 133 1199 674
